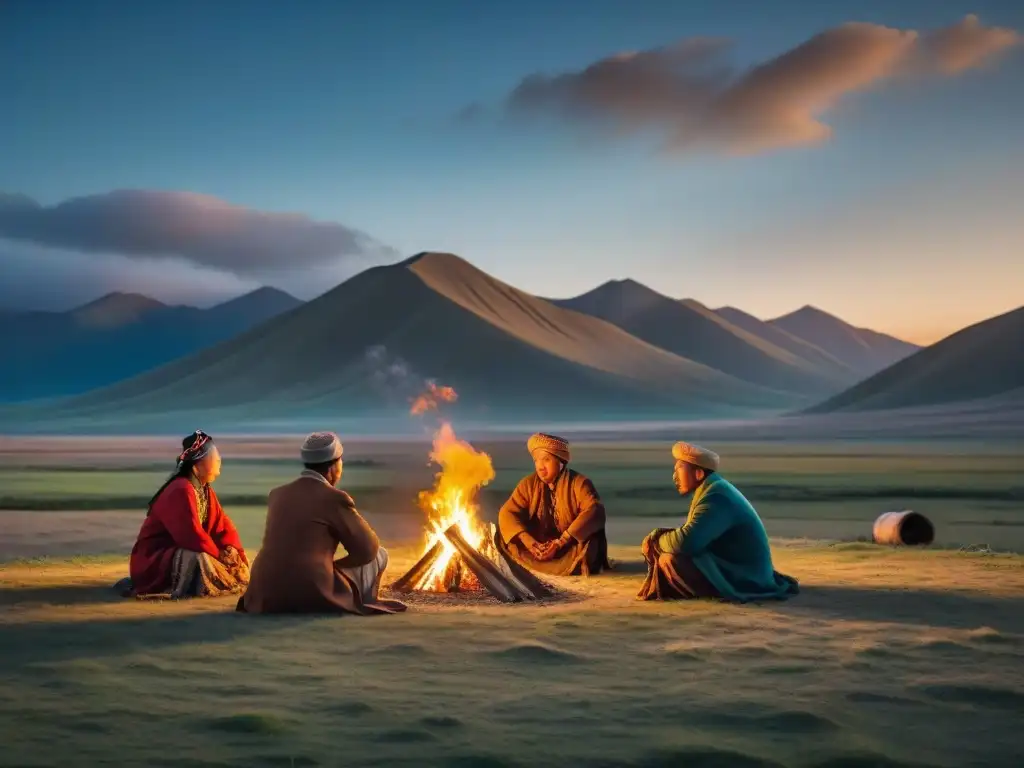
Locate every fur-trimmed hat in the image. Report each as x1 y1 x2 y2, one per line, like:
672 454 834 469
301 432 343 464
671 441 719 471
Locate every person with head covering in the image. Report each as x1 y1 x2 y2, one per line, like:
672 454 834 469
126 431 250 598
637 441 798 603
496 433 610 576
237 431 407 615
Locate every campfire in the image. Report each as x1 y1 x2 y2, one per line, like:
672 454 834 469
392 421 553 603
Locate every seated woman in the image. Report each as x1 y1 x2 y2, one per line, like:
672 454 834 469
637 441 798 603
126 431 250 599
496 433 610 576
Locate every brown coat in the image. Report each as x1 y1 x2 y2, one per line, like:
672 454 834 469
238 475 382 614
497 469 610 576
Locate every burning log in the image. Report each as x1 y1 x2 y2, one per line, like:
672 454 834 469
390 525 556 602
443 553 464 592
391 540 443 592
443 524 524 603
489 525 554 599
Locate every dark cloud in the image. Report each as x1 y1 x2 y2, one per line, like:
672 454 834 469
0 189 398 277
496 15 1020 155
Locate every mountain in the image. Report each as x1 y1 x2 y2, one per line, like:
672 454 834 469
40 253 801 428
552 279 852 395
713 305 855 377
69 292 169 329
805 305 1024 413
767 305 919 379
0 287 302 401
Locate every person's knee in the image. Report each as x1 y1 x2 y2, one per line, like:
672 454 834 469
376 546 389 571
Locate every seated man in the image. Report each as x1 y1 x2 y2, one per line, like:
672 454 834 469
497 433 610 576
237 432 406 615
638 441 798 603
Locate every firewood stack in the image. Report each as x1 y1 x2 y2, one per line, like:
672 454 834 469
391 523 554 603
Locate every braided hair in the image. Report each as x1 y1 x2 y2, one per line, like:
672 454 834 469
146 430 215 514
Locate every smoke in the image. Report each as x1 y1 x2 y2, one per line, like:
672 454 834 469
362 345 459 419
410 382 459 416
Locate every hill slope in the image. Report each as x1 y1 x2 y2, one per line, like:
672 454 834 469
769 305 919 379
552 280 850 395
714 305 855 378
0 288 302 401
805 305 1024 413
42 253 800 426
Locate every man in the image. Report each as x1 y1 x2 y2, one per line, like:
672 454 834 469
497 433 610 576
637 441 798 603
237 432 407 615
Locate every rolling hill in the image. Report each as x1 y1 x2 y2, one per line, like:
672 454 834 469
767 305 919 379
552 279 853 395
805 305 1024 413
0 287 302 401
35 253 802 428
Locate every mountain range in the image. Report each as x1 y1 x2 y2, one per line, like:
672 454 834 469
0 287 302 401
2 251 1016 432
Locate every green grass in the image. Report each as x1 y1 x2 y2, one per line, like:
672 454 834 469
1 543 1023 767
2 438 1024 765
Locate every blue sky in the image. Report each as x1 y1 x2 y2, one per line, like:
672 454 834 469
1 0 1021 342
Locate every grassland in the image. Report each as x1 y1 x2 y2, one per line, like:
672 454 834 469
0 436 1022 766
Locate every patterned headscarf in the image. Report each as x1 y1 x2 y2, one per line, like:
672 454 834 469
147 430 215 514
177 430 214 469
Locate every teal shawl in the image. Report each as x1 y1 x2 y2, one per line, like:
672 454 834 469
657 474 798 602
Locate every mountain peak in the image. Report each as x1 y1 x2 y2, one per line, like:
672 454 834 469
401 251 466 268
70 292 167 328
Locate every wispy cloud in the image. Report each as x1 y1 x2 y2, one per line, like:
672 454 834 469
0 189 401 310
0 189 397 277
484 14 1019 156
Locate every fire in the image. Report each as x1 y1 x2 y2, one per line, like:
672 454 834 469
414 421 496 590
409 381 458 416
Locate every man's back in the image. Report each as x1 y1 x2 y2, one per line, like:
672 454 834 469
239 476 379 613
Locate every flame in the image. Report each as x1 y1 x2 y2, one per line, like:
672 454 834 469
410 381 458 416
414 421 496 590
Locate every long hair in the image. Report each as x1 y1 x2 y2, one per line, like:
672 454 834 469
146 431 214 514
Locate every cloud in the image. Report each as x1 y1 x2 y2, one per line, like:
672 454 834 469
919 14 1021 74
0 189 398 277
497 14 1020 155
0 238 258 311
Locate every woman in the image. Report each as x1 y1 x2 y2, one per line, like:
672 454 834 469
127 430 250 598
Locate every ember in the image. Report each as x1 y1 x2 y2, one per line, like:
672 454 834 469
392 419 553 603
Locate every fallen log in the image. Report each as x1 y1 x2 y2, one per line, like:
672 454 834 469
391 540 443 592
443 524 527 603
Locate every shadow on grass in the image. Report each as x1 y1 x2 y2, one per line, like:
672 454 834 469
0 610 324 667
0 583 125 607
774 584 1024 634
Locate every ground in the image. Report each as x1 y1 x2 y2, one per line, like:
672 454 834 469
1 437 1023 767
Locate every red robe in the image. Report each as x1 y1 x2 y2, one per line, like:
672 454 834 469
129 477 246 595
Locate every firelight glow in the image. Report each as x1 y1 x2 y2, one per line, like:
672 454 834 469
413 421 497 591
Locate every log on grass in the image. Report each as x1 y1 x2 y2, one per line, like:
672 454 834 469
443 524 525 603
391 540 443 592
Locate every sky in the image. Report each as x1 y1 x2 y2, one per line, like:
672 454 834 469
1 0 1022 344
